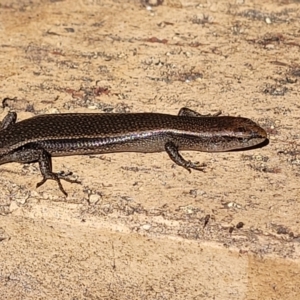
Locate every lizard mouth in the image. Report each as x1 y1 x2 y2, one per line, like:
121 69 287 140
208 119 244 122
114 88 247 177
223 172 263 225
228 136 269 151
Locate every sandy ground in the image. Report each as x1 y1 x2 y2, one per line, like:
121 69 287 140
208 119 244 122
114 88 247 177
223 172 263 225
1 0 300 299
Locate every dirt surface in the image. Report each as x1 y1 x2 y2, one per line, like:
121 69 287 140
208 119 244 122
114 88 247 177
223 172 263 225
1 0 300 299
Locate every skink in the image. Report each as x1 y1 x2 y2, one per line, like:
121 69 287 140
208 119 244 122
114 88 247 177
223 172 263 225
0 107 267 196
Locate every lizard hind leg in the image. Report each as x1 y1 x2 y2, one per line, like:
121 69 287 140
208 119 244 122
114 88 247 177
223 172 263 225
8 145 80 196
36 148 81 196
36 174 80 197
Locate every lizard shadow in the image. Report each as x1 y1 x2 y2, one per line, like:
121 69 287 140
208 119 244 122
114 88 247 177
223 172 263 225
229 138 269 152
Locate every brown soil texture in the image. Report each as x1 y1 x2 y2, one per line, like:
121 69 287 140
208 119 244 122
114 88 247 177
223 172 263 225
1 0 300 299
